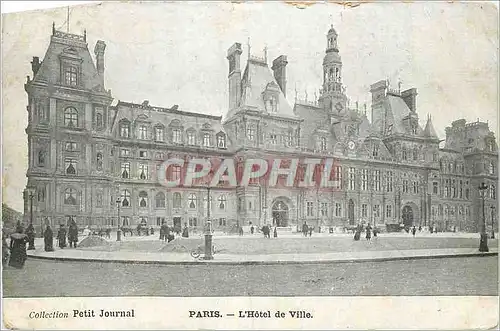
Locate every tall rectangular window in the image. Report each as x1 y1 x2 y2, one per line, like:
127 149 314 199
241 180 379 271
138 163 148 180
433 182 438 194
203 133 211 147
373 170 381 191
306 202 314 216
320 202 328 217
139 125 148 140
374 204 380 218
348 167 356 190
402 179 409 193
335 203 342 217
334 166 342 189
172 165 181 181
172 129 182 143
121 162 130 179
155 127 164 141
386 205 392 218
386 171 393 192
413 181 419 194
247 127 255 141
64 66 78 86
361 169 369 191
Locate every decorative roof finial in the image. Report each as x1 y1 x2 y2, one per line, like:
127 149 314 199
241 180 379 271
84 29 87 42
356 100 359 111
305 89 308 102
263 44 268 63
52 22 55 34
398 79 402 92
294 83 298 101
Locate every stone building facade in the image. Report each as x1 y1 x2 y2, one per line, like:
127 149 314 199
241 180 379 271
23 25 498 233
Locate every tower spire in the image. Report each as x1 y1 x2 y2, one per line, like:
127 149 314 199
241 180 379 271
67 6 70 33
247 37 251 59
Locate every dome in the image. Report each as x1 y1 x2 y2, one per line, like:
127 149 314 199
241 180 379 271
323 50 341 64
328 25 337 35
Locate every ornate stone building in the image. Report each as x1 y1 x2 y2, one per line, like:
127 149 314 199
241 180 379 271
24 25 498 233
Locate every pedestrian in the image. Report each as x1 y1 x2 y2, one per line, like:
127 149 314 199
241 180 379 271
150 226 155 236
309 226 313 237
26 223 36 250
373 227 378 238
273 226 278 238
57 224 67 249
2 228 10 266
302 222 308 237
238 226 244 236
250 225 254 235
354 223 361 241
160 221 167 241
418 225 422 232
182 223 189 238
44 224 54 252
365 223 372 241
8 225 28 269
68 220 78 248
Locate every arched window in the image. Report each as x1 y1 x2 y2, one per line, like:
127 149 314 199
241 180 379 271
173 192 181 208
65 158 76 174
37 188 45 202
119 120 130 138
217 133 226 148
218 195 226 210
155 192 166 208
64 66 78 86
64 188 77 205
121 189 130 207
172 128 182 143
188 193 197 209
96 152 103 171
138 163 148 180
138 124 148 140
96 113 103 128
139 191 148 207
64 107 78 127
155 126 164 142
203 133 211 147
187 130 196 145
38 149 46 167
121 162 130 179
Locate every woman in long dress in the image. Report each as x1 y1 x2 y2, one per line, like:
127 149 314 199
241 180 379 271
57 225 67 249
44 225 54 252
365 224 372 241
8 226 28 269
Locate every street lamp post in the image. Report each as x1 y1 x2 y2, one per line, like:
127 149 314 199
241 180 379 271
204 186 213 260
27 188 36 250
478 182 489 252
490 206 495 239
116 198 122 242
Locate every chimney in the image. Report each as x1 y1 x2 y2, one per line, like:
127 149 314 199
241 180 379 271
271 55 288 97
401 88 417 112
369 80 388 134
31 57 41 76
227 43 243 110
94 40 106 77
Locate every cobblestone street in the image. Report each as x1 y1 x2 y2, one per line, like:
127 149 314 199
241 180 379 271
3 256 497 297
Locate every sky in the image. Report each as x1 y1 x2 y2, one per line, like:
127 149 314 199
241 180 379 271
2 1 498 212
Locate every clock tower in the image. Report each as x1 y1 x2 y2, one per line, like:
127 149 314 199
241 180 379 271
318 25 347 115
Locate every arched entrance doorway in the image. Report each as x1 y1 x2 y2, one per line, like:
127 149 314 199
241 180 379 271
348 199 355 225
402 205 414 227
272 201 289 227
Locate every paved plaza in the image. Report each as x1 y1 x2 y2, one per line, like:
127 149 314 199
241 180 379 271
3 256 497 297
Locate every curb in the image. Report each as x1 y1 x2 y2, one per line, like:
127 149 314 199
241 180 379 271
27 251 498 266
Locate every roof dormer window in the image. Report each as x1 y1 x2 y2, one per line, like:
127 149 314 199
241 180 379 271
64 66 78 86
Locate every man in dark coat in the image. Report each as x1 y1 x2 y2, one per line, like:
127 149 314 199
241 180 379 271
8 226 28 269
26 223 36 250
44 225 54 252
273 226 278 238
68 221 79 248
182 223 189 238
57 224 67 249
302 222 308 237
160 221 167 241
412 225 417 237
365 224 372 241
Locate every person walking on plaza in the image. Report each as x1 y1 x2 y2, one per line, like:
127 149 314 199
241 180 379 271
302 222 308 237
68 220 79 248
273 226 278 238
238 225 244 236
182 223 189 238
160 221 167 241
250 224 254 235
309 226 313 237
57 224 67 249
412 225 417 237
8 225 28 269
26 223 36 250
418 225 422 232
44 224 54 252
365 223 372 241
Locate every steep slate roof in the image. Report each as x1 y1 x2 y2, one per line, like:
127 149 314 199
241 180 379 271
33 31 104 90
385 95 423 135
239 58 297 119
423 116 438 138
